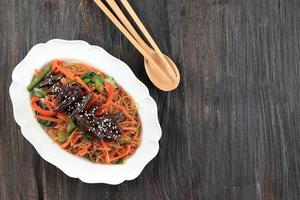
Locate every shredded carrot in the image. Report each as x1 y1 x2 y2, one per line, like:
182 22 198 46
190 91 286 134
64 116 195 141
44 96 58 110
30 60 142 164
93 143 110 151
55 62 75 80
75 71 85 76
43 100 53 110
101 83 114 109
60 78 68 85
31 96 57 117
51 60 62 71
76 148 88 156
90 86 96 91
119 121 135 126
57 113 68 122
61 129 77 149
35 115 61 123
100 139 111 163
71 133 81 146
109 145 131 162
54 123 66 131
133 131 140 141
122 127 137 131
74 76 91 92
34 69 41 77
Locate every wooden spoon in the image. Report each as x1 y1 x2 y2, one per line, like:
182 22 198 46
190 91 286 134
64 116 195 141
93 0 179 91
107 0 180 91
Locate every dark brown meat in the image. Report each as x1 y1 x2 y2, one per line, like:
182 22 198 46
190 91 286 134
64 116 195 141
49 81 63 95
71 93 93 116
74 110 122 141
38 72 62 88
51 82 122 141
54 83 84 114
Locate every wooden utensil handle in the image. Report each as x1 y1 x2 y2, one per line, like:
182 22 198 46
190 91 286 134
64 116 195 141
93 0 172 81
106 0 151 54
120 0 177 76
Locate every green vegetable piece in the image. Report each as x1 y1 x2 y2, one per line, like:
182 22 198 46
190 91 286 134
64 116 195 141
38 120 54 127
119 137 131 143
57 131 68 138
82 132 91 141
66 118 77 134
57 131 69 143
91 74 104 92
33 88 46 98
81 72 104 92
94 79 104 92
38 101 48 110
36 102 55 127
27 64 51 91
116 159 124 164
81 72 94 81
104 77 117 88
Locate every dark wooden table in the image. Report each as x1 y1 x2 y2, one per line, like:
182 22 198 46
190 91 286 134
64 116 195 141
1 0 300 199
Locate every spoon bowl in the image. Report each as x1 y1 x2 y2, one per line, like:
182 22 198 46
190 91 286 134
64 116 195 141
144 52 180 91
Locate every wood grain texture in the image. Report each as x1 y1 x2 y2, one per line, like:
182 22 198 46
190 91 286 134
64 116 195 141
1 0 300 199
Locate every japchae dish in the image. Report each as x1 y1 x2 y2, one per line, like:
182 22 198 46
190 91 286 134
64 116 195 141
27 60 141 164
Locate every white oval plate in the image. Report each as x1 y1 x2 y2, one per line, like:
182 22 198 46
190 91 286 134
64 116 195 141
9 39 162 184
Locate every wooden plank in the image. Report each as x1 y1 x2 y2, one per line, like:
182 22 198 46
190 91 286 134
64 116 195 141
1 0 300 199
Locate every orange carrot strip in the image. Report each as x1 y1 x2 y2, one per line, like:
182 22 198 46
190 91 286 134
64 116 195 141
89 86 96 91
101 83 114 109
71 133 81 146
75 71 85 76
100 139 111 163
43 100 53 110
109 145 131 162
61 129 77 149
57 113 68 122
51 60 62 71
55 62 75 80
35 115 61 123
76 148 88 156
60 78 68 85
74 76 91 92
119 121 135 126
122 127 137 131
31 96 57 117
133 131 140 141
34 69 41 77
54 123 66 131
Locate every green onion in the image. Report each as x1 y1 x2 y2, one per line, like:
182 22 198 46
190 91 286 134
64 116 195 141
27 64 51 91
81 72 104 92
82 132 91 141
119 137 131 143
57 131 69 143
38 120 54 127
66 118 77 134
104 77 117 88
116 159 124 164
33 88 46 98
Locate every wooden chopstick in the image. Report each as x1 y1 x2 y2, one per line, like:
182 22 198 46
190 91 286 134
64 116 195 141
119 0 177 76
105 0 149 51
93 0 172 81
106 0 177 78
